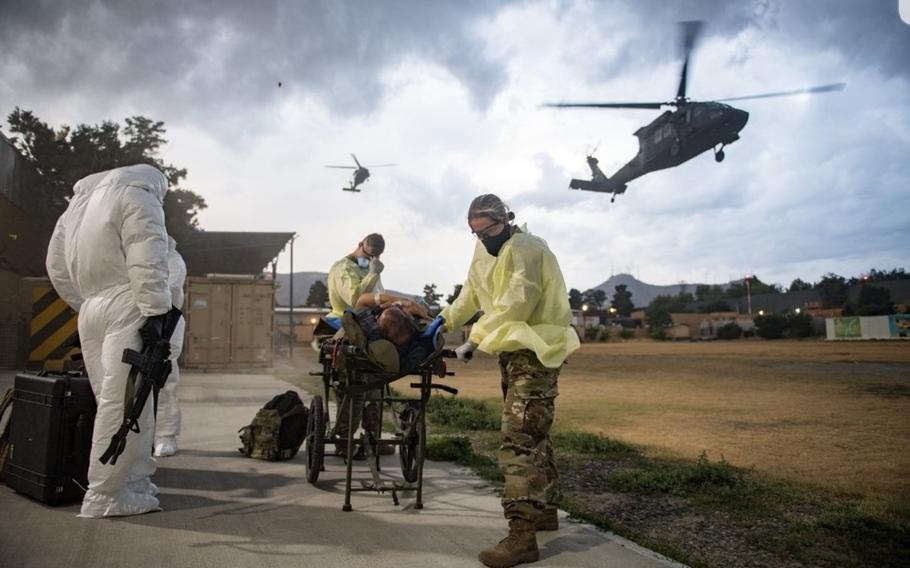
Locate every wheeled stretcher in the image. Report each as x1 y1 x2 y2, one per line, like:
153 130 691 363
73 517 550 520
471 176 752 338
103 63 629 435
305 318 457 511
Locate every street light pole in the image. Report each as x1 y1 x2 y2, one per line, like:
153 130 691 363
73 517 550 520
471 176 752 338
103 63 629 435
289 234 296 360
745 274 752 316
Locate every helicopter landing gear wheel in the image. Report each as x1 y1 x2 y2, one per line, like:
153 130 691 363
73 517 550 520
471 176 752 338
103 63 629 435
610 195 616 203
305 395 325 483
714 146 725 162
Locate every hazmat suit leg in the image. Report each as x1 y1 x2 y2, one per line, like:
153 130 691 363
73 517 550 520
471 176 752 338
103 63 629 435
78 288 160 518
154 318 184 457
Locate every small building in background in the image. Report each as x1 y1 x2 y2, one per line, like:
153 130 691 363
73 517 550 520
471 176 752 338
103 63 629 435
178 231 294 370
275 306 331 345
669 312 755 340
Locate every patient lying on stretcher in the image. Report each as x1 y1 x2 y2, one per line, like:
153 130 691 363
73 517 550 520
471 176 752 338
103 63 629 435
349 293 437 373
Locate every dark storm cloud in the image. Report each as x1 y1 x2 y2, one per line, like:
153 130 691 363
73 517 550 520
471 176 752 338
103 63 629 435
554 0 909 100
0 0 510 120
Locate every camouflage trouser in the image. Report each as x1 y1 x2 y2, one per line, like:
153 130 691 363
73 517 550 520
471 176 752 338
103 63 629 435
499 349 560 521
331 367 382 444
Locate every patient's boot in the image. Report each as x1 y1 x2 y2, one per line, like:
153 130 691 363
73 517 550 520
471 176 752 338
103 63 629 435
535 506 559 531
478 518 539 568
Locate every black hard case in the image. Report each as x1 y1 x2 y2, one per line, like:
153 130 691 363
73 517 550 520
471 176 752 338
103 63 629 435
4 372 96 505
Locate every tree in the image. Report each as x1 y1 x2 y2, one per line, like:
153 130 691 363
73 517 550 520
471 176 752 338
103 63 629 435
695 284 725 302
305 280 328 307
725 275 780 299
6 108 206 240
648 293 690 315
854 284 893 316
849 267 909 285
698 300 732 313
446 284 463 306
568 288 583 310
645 295 677 332
422 283 443 309
610 284 634 317
789 278 813 292
581 288 607 310
816 273 848 309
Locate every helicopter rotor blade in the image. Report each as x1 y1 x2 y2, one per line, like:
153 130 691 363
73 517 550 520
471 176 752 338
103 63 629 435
367 164 396 168
326 166 357 169
676 20 704 100
351 154 362 168
715 82 846 103
544 102 668 110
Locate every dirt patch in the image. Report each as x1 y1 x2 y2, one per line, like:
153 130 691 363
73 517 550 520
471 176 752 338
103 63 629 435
863 383 910 398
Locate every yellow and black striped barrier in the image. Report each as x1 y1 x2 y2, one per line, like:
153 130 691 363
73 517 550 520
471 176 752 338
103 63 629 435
28 286 80 372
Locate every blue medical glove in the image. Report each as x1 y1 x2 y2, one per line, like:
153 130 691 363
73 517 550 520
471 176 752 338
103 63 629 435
422 315 445 349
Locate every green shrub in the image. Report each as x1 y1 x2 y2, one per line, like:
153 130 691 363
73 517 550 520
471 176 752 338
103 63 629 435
426 395 499 431
787 312 813 337
649 327 668 340
426 435 504 482
716 322 743 340
608 451 744 495
551 431 640 455
619 328 635 340
425 435 473 461
755 313 788 339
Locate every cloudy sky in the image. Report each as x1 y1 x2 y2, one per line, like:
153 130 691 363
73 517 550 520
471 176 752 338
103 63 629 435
2 0 908 296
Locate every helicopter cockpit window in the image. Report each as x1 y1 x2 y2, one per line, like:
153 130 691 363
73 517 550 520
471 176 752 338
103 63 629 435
663 124 672 137
654 128 662 143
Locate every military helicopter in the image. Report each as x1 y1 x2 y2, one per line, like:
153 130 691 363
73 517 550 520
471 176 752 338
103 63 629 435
325 154 395 192
546 21 845 202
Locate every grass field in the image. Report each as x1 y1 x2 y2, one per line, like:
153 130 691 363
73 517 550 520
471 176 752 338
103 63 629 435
442 339 910 504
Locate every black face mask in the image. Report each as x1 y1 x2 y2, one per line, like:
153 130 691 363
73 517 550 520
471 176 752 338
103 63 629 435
482 225 512 257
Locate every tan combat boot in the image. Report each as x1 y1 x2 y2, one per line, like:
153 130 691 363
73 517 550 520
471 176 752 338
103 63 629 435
535 507 559 531
478 518 539 568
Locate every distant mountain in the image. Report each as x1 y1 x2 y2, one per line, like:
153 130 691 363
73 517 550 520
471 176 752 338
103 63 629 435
591 273 720 309
275 272 327 306
274 271 417 306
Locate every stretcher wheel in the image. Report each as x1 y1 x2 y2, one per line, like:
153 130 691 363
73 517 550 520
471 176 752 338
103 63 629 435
305 395 325 483
398 404 420 483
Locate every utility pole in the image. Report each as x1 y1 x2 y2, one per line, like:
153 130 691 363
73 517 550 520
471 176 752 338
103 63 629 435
745 274 752 316
289 234 296 360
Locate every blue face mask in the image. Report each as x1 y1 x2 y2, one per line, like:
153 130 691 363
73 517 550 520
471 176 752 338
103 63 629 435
356 256 370 269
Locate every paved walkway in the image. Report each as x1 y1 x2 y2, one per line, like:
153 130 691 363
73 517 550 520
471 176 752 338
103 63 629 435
0 371 686 567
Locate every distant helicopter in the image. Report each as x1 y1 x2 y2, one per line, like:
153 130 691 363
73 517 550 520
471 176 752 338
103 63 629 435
325 154 395 192
546 21 845 202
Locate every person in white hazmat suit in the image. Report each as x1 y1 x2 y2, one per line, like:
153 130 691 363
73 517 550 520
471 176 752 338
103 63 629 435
153 237 186 457
46 163 173 518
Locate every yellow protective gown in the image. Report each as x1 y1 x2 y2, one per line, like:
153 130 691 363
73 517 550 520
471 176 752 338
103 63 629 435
441 227 579 368
327 256 383 317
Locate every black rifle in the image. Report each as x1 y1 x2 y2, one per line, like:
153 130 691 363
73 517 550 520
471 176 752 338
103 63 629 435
99 307 183 465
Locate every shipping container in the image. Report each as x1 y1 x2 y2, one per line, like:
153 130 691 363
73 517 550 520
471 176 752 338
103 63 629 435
184 277 275 368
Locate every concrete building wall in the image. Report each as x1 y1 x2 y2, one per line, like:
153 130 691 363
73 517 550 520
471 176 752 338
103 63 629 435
826 315 910 340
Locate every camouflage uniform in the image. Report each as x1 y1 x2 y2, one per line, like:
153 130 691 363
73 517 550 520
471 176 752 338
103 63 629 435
331 371 381 446
498 349 560 521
